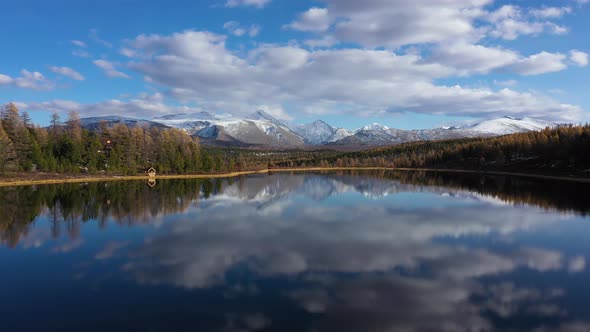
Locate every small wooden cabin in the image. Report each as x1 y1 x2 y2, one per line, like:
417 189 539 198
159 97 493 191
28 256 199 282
147 167 157 177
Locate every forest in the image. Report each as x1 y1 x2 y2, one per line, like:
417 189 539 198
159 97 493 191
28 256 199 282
274 124 590 178
2 102 590 179
0 102 279 176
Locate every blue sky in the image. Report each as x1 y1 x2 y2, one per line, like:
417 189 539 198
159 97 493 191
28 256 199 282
1 0 588 130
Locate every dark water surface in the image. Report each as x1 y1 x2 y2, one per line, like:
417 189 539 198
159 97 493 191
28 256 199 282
1 170 590 332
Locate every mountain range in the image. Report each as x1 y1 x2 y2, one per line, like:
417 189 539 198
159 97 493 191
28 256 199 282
80 111 557 149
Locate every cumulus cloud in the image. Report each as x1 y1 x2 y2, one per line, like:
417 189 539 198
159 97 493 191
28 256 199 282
93 59 130 78
15 1 586 123
118 30 581 121
285 7 332 32
285 1 572 47
225 0 270 8
323 0 484 48
570 50 589 67
50 66 85 81
430 42 520 75
0 69 54 90
510 51 568 75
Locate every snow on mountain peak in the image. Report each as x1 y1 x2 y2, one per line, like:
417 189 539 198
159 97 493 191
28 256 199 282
292 120 338 145
469 117 554 135
359 123 389 132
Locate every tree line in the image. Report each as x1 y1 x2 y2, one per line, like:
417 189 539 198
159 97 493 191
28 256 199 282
0 103 263 175
274 125 590 177
0 103 341 176
3 102 590 178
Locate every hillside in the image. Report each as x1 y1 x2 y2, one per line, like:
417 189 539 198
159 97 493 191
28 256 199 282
273 125 590 178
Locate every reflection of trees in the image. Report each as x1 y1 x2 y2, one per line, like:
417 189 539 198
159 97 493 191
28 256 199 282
300 170 590 215
1 170 588 247
0 179 212 247
385 170 590 215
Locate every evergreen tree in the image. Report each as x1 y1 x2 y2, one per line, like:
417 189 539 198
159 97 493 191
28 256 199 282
0 123 16 174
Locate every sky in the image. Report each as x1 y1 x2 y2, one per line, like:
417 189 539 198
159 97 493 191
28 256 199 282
0 0 589 130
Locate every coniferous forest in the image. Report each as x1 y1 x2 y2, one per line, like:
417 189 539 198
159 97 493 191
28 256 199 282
2 102 590 179
0 102 271 176
276 124 590 177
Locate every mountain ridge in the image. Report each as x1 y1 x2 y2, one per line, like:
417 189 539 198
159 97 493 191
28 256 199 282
79 113 558 148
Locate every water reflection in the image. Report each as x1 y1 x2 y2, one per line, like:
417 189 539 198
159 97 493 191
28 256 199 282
1 171 590 332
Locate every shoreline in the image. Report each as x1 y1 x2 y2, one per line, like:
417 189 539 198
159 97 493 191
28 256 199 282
1 167 590 187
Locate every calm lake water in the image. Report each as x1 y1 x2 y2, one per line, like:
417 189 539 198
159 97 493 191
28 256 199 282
1 171 590 332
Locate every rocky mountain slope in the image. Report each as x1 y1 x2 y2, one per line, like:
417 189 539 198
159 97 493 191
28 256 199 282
80 112 557 148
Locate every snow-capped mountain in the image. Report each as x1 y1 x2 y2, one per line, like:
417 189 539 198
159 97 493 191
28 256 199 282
463 116 554 135
327 128 354 143
153 110 305 147
292 120 339 145
80 113 558 148
360 123 390 131
330 116 557 146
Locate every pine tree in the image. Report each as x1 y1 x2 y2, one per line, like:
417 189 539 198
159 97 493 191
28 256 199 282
49 112 61 139
0 123 16 174
21 111 32 129
1 103 21 140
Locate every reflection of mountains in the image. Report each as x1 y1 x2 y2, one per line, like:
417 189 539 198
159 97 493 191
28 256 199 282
214 173 487 203
215 171 590 214
2 172 590 331
1 171 588 247
122 180 587 332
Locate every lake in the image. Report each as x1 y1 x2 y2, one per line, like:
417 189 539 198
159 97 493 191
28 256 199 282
1 170 589 332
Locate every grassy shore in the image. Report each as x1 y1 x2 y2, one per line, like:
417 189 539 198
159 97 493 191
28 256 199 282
1 167 590 187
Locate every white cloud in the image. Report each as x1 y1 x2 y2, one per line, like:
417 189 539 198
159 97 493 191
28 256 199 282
286 7 332 32
93 59 130 78
0 74 12 85
225 0 270 8
430 42 520 75
323 0 486 48
510 51 568 75
21 93 200 119
486 5 569 40
531 6 572 19
285 1 572 48
71 40 86 48
50 66 85 81
120 48 137 57
223 21 261 37
0 69 54 90
119 30 581 121
570 50 589 67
